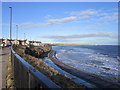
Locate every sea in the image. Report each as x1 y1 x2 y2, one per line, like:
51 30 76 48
52 45 119 82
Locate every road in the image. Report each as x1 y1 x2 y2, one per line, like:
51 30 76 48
0 47 10 89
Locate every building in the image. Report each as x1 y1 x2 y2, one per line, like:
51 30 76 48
4 39 11 46
26 40 30 45
13 40 20 45
18 40 30 45
19 40 24 45
29 41 42 46
0 41 5 47
0 38 43 46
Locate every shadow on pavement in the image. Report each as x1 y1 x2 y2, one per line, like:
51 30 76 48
0 53 9 56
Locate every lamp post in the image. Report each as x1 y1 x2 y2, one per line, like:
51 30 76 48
24 33 26 40
24 33 25 45
9 7 12 45
16 25 18 40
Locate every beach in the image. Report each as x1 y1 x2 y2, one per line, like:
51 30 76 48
50 45 120 88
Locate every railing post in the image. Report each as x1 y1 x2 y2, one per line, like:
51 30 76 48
28 73 36 88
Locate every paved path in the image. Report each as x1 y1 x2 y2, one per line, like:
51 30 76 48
0 47 10 89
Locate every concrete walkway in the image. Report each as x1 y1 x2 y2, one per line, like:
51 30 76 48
0 47 10 89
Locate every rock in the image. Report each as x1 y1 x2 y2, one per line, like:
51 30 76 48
7 74 12 80
7 79 13 88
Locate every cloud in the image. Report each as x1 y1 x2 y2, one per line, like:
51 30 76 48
43 32 117 39
48 16 77 23
98 12 118 21
69 9 98 16
19 22 42 29
19 22 55 29
65 9 98 20
67 9 118 22
0 23 9 26
4 8 117 30
18 16 78 29
100 15 117 21
54 27 81 31
44 15 52 19
39 32 118 44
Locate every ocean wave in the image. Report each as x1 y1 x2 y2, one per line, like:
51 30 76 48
53 45 119 82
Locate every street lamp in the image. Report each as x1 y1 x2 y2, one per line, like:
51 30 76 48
9 7 12 45
24 33 26 45
24 33 26 40
30 37 31 41
16 25 18 40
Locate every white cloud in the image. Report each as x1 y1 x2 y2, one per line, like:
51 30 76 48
3 8 117 30
39 32 118 44
99 15 117 21
18 16 78 29
67 9 118 22
55 27 81 31
70 9 98 16
1 23 9 26
98 12 118 21
43 32 118 39
78 15 90 19
48 16 77 23
44 15 52 19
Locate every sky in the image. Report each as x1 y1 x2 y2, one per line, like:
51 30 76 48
2 0 120 2
2 2 118 45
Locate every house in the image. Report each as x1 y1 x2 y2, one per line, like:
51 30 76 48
39 43 45 47
4 39 11 46
13 40 20 45
0 39 43 46
1 39 15 46
0 38 4 42
18 40 30 45
4 39 20 45
32 41 42 46
0 38 4 47
29 41 33 45
0 41 5 47
19 40 25 45
26 40 30 45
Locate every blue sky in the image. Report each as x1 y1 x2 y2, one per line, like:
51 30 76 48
2 2 118 45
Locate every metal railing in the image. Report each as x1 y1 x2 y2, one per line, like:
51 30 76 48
10 46 61 89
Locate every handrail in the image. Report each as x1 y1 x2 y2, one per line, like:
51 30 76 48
10 46 61 89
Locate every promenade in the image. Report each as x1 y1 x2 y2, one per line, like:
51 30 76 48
0 47 10 89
